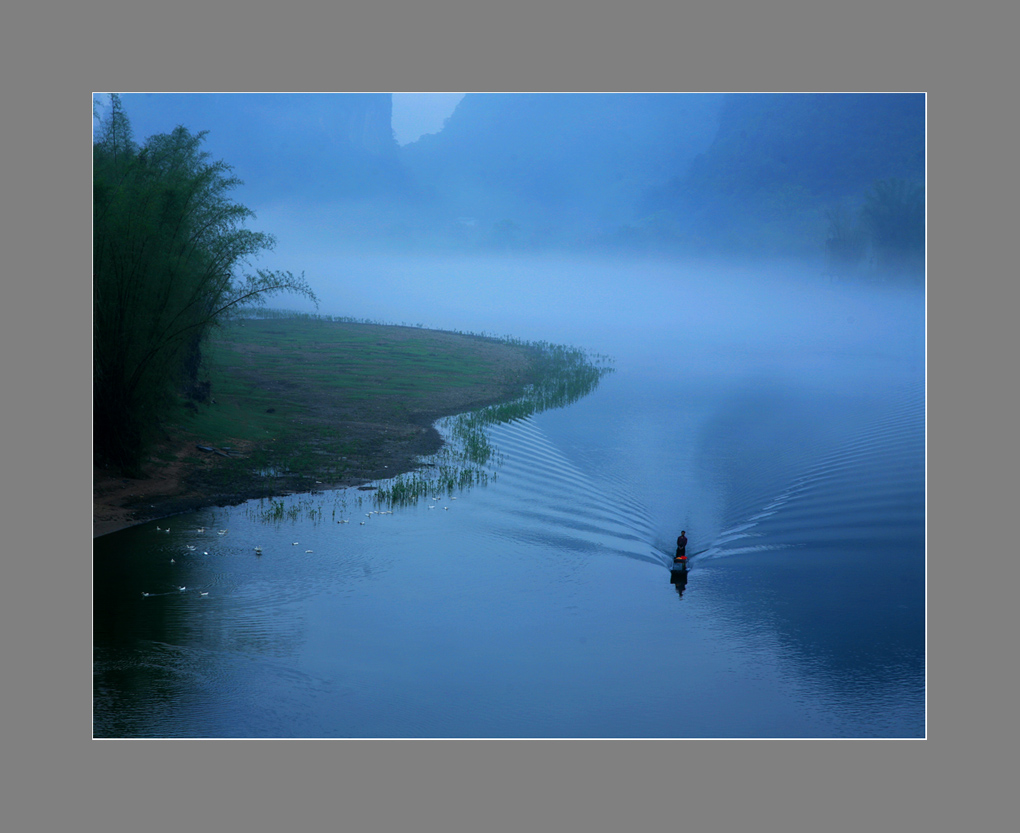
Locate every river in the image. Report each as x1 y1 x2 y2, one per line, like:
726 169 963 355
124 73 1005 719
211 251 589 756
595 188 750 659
93 254 925 737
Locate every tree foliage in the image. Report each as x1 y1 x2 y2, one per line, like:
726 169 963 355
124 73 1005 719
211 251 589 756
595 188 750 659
646 94 925 258
823 178 925 278
861 178 925 271
824 203 867 272
94 95 317 473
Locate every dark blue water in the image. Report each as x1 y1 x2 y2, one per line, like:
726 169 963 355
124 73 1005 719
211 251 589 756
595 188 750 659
93 256 925 737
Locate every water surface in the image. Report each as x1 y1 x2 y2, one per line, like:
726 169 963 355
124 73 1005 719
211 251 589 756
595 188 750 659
94 255 925 737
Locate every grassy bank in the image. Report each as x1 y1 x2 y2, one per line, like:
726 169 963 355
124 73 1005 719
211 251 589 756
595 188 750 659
94 314 611 533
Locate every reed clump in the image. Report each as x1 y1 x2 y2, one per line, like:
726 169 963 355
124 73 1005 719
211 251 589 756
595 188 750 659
374 341 612 507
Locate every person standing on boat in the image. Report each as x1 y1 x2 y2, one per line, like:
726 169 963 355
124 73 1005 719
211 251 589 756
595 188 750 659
675 531 688 561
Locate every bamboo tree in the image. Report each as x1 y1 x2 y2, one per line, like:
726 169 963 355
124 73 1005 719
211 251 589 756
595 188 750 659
94 95 317 472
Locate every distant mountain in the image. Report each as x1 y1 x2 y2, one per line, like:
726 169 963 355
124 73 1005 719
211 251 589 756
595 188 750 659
399 93 725 248
105 93 925 260
684 93 923 198
643 93 926 255
113 93 409 209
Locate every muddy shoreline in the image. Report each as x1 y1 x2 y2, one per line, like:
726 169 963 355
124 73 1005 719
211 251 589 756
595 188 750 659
93 392 529 538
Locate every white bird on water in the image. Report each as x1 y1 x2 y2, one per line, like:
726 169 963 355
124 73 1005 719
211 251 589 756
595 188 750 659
186 545 196 551
178 586 186 592
199 591 209 596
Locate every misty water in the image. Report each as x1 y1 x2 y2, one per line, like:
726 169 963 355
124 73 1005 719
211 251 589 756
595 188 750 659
93 254 925 737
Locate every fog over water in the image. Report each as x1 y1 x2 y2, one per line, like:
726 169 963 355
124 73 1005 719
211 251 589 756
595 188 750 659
256 240 919 355
284 248 923 533
95 93 925 737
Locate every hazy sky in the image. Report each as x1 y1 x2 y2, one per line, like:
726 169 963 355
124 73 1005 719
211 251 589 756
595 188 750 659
391 93 464 144
94 93 464 146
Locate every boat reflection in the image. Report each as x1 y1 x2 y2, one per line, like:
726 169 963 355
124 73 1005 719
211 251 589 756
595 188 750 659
670 556 689 598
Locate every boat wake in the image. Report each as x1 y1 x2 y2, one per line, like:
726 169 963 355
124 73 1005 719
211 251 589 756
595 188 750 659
700 379 924 562
479 417 665 569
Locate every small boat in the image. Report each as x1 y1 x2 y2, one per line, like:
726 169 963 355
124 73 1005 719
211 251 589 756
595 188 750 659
670 555 689 585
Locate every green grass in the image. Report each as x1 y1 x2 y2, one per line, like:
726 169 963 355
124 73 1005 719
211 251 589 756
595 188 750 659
168 313 612 506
